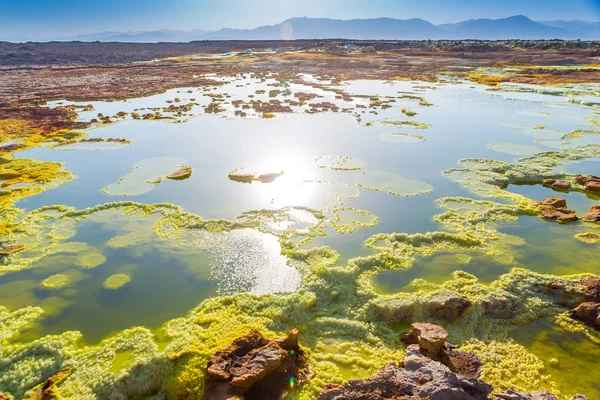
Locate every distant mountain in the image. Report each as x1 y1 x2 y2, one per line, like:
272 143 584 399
541 20 600 39
202 17 446 40
438 15 579 40
53 16 598 43
66 29 208 43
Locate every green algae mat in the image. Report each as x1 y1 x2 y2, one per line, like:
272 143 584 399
1 73 600 399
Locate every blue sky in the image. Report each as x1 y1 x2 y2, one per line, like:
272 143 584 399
1 0 599 41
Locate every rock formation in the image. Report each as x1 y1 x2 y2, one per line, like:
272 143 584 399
581 204 600 222
569 276 600 331
320 321 591 400
203 329 307 400
542 178 571 190
401 322 482 379
575 174 600 192
537 196 577 222
318 344 493 400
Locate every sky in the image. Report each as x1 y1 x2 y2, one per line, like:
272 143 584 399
1 0 599 41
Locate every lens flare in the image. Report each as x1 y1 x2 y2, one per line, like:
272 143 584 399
281 21 293 40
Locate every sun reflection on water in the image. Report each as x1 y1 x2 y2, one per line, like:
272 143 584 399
252 152 317 207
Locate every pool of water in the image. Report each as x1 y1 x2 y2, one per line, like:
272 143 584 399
2 73 600 398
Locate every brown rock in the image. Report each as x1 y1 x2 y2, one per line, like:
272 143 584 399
584 180 600 192
569 302 600 331
204 329 307 400
551 180 571 190
574 174 600 192
542 178 556 186
538 197 577 222
539 205 578 221
166 165 192 180
229 342 287 389
0 244 25 255
401 322 448 359
317 345 493 400
441 349 482 379
401 322 482 378
582 276 600 301
581 205 600 221
575 174 587 185
541 196 567 208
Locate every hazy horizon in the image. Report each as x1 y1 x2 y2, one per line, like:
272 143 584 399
2 0 600 42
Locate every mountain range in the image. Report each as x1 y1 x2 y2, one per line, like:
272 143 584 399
55 16 600 42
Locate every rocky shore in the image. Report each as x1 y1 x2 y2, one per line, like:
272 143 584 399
202 320 596 400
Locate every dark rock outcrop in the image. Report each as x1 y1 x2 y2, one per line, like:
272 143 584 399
538 196 577 222
204 329 307 400
317 344 493 400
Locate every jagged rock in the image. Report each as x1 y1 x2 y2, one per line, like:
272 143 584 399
538 197 577 222
204 329 307 400
569 302 600 331
401 322 448 359
581 205 600 221
427 291 471 321
317 345 493 400
401 322 482 378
